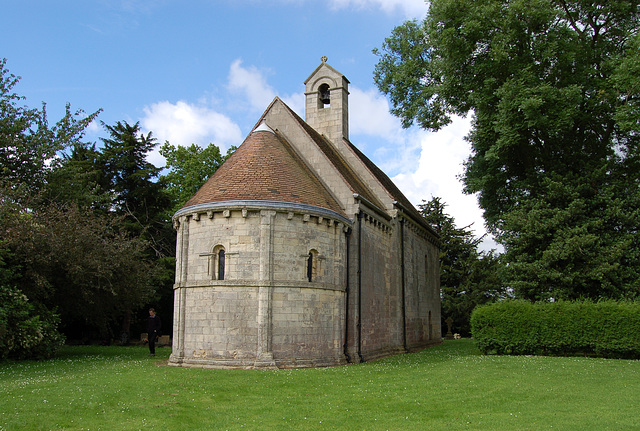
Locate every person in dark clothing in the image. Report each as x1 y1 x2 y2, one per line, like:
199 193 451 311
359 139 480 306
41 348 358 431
146 308 161 356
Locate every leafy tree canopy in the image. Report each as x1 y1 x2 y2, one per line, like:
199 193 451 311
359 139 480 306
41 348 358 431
99 121 174 259
375 0 640 300
2 202 158 339
159 142 235 216
44 142 110 210
0 58 100 197
0 60 170 348
100 121 164 217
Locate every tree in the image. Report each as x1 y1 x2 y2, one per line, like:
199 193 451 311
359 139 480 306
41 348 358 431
43 142 110 210
420 197 506 336
99 121 173 255
0 58 112 353
2 203 158 340
0 58 100 197
0 59 166 348
100 122 164 217
98 121 176 339
375 1 640 300
0 285 65 360
499 169 640 301
159 142 235 216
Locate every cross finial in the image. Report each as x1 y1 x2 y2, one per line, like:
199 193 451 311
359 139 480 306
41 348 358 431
321 55 328 63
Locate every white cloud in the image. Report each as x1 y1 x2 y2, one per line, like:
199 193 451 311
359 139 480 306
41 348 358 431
227 59 277 112
226 59 307 119
139 59 286 169
233 0 427 18
389 115 501 251
328 0 427 18
350 87 403 141
346 85 497 249
140 100 243 167
349 86 422 174
86 118 101 134
281 92 305 118
391 116 473 212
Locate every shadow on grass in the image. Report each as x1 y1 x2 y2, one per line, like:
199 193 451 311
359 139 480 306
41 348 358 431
370 338 483 367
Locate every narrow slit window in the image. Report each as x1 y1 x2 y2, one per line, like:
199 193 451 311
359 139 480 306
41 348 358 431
306 249 319 282
307 252 313 282
218 249 225 280
211 245 226 281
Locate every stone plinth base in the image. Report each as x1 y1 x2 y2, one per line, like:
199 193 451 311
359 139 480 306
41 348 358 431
168 353 347 370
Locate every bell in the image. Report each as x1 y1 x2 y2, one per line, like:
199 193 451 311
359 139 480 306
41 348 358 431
319 88 330 105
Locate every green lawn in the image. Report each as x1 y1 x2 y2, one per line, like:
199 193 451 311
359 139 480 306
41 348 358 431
1 339 638 430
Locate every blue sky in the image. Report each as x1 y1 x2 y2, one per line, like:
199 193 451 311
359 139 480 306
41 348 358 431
3 0 497 250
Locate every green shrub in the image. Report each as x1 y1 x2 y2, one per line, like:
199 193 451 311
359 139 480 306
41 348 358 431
0 285 65 360
470 300 640 359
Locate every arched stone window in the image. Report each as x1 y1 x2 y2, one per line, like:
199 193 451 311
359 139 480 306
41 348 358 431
211 245 226 280
307 249 319 282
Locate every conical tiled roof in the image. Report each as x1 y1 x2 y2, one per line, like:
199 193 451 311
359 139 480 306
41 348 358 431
181 127 344 216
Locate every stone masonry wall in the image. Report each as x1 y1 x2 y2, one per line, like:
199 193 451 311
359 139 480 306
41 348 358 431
181 286 259 363
403 219 442 348
343 209 442 362
170 206 349 368
271 287 346 367
358 213 403 359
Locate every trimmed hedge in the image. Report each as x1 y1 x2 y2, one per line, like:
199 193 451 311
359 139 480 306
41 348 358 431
470 300 640 359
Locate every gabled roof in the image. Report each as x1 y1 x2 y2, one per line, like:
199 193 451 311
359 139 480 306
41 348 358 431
181 127 345 216
343 138 433 232
278 101 384 209
279 100 434 234
304 61 350 85
180 96 436 237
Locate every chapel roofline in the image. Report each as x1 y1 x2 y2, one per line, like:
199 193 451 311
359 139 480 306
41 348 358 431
179 124 344 216
255 96 436 237
271 98 383 209
341 136 438 236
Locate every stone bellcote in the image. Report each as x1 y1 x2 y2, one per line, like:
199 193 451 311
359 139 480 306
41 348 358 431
304 56 350 145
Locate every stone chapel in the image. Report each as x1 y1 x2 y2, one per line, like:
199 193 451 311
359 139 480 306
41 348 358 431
168 58 441 369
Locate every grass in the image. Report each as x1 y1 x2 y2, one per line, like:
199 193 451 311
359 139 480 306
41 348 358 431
1 340 639 430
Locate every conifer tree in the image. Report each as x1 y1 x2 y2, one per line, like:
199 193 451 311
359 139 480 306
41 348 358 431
420 197 505 335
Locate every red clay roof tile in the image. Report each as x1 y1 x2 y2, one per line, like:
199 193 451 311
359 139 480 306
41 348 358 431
182 129 344 216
